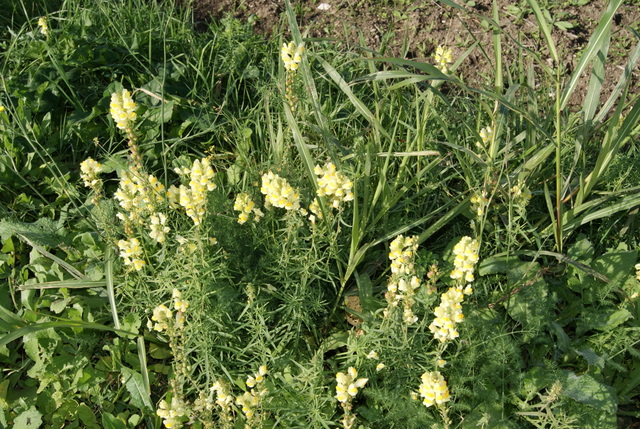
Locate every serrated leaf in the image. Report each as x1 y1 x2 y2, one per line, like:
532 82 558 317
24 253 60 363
121 367 152 409
560 371 617 413
13 407 43 429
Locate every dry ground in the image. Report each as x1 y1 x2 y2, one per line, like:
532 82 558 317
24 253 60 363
186 0 639 108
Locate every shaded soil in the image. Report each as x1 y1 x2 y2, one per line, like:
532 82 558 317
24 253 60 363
188 0 639 109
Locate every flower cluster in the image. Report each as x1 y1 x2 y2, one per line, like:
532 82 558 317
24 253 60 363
148 290 189 333
636 263 640 282
110 89 137 131
37 17 49 37
208 380 234 426
233 193 264 224
281 41 305 72
236 365 268 424
384 235 422 324
309 162 354 220
470 191 489 217
336 367 368 429
168 158 216 226
479 125 493 146
335 367 368 404
434 45 453 74
510 180 532 209
428 286 471 342
450 236 479 284
172 288 189 313
246 365 268 389
117 238 146 271
114 170 166 225
79 158 103 188
260 171 301 212
157 397 187 429
149 213 170 244
149 304 172 332
418 371 450 408
389 235 419 276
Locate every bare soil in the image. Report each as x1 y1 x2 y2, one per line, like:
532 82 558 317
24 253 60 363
188 0 639 107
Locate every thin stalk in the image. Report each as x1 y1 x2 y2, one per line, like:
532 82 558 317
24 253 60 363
554 69 562 253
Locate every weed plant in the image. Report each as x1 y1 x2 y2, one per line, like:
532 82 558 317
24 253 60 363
0 0 639 427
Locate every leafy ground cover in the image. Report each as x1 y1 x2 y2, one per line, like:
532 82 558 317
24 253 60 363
0 0 639 428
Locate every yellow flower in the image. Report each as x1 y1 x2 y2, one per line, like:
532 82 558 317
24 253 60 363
479 126 493 145
37 17 49 37
419 371 450 407
310 162 354 218
80 157 103 188
149 213 170 244
0 105 5 112
173 158 216 225
156 397 187 428
335 367 367 403
110 89 137 130
450 236 479 284
116 238 145 271
281 41 305 71
434 45 453 74
429 286 466 342
389 235 419 275
172 288 189 313
150 304 172 332
260 171 301 212
234 193 263 224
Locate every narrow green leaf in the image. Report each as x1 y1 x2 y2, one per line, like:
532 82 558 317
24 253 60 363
316 57 391 141
105 246 120 330
594 32 640 123
18 234 86 280
525 0 558 63
0 320 136 348
560 0 623 110
583 32 609 124
17 280 106 290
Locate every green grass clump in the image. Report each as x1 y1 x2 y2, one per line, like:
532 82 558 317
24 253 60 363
0 0 639 427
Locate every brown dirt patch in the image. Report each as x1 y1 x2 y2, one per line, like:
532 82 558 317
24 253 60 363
189 0 639 107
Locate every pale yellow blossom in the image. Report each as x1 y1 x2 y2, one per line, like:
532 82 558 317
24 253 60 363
281 41 305 71
110 89 137 130
418 371 450 407
434 45 453 73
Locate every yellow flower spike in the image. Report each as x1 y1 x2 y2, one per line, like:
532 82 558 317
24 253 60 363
80 158 103 188
434 45 453 74
281 41 305 71
37 17 49 37
110 89 137 131
419 371 450 408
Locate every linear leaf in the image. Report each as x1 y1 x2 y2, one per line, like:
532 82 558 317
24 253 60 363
560 0 623 110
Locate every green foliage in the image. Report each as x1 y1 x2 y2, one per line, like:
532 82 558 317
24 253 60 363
0 0 639 427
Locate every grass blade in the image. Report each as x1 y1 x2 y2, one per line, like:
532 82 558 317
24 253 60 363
560 0 623 111
525 0 559 63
